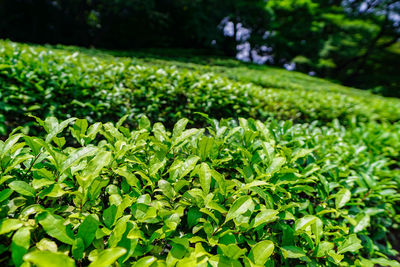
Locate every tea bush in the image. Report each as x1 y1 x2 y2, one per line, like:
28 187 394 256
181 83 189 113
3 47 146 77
0 116 399 266
1 41 400 136
1 40 400 266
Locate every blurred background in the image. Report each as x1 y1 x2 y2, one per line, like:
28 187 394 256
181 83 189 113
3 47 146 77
1 0 399 97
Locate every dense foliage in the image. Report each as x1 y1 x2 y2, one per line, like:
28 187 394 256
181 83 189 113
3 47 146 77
1 116 400 266
1 41 400 137
1 40 400 266
1 0 399 95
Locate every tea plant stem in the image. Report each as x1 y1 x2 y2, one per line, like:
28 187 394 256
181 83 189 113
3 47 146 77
24 152 41 179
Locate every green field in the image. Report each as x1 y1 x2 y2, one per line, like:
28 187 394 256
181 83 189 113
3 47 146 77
1 40 400 266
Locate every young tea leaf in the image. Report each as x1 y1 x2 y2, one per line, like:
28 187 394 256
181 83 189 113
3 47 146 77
23 250 75 267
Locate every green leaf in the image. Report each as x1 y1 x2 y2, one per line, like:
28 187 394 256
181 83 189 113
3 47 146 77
291 148 313 163
38 184 65 198
1 134 23 158
12 227 31 267
335 188 351 209
114 166 139 187
267 157 286 174
60 146 98 174
24 136 43 156
187 208 202 228
179 155 200 179
71 119 88 145
36 238 58 252
79 150 112 188
295 215 317 232
218 244 247 259
153 122 169 143
108 216 130 248
252 209 279 228
52 136 66 148
72 237 85 260
198 136 214 160
149 151 167 176
210 168 226 195
328 250 344 264
0 188 13 202
23 250 75 267
77 215 99 248
281 246 306 259
158 180 174 199
138 115 151 130
9 181 35 197
168 243 187 261
354 214 370 233
36 212 74 245
173 129 200 147
198 163 211 194
312 217 323 244
86 122 102 141
371 258 400 267
169 155 200 180
44 117 76 143
0 219 23 235
132 256 157 267
35 139 63 169
4 154 33 175
88 247 126 267
209 255 242 267
337 234 362 254
172 118 189 139
74 118 89 134
316 241 334 257
103 205 117 228
249 240 274 265
225 196 254 223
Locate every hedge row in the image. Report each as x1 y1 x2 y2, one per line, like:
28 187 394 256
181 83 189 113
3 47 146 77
0 117 399 266
1 41 400 136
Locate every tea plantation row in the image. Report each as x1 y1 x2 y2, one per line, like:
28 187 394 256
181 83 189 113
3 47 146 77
1 41 400 136
0 40 400 266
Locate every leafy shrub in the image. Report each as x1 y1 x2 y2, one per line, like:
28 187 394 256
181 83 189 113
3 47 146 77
1 40 400 137
1 117 399 266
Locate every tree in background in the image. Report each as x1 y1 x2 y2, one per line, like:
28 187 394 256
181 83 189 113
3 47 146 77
260 0 400 95
336 0 400 95
216 0 271 58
